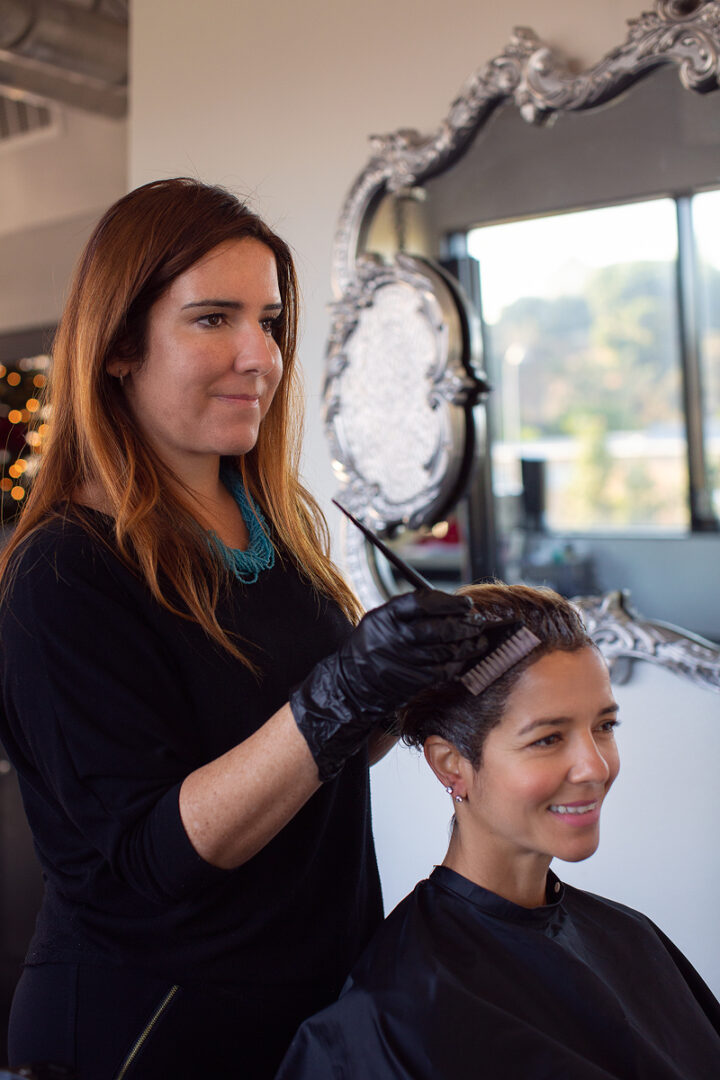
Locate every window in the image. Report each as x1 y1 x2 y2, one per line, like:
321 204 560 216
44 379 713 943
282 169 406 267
466 195 719 535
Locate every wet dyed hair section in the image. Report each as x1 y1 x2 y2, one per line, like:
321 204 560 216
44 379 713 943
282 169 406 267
398 583 595 767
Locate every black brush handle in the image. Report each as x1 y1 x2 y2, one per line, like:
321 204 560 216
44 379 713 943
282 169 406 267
332 500 434 592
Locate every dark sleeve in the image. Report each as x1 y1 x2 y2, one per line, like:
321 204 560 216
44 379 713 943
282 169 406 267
0 528 230 903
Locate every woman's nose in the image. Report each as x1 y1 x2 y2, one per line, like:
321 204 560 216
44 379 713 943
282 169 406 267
232 327 274 375
567 734 611 785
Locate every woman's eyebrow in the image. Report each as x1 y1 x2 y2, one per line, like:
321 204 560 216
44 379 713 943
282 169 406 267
516 716 571 737
180 299 283 312
516 703 618 737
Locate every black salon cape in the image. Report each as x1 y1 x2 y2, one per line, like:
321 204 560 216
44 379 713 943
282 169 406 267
276 866 720 1079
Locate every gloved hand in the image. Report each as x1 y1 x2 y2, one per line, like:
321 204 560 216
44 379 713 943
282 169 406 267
290 590 489 781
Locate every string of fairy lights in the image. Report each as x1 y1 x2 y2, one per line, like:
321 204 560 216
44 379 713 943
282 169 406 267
0 353 50 523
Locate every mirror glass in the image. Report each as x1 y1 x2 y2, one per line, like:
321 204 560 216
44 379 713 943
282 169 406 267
359 64 720 639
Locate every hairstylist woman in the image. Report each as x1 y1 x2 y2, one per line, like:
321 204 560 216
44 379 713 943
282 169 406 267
0 178 488 1080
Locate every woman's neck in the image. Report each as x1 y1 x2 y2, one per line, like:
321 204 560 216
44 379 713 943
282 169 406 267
443 829 552 908
194 481 250 551
73 458 250 551
170 457 250 550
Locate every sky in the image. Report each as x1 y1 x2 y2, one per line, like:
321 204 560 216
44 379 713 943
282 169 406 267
467 196 683 324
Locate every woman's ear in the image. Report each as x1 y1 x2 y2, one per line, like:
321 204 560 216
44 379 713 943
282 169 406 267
106 331 142 380
106 356 139 384
106 358 128 379
424 736 469 799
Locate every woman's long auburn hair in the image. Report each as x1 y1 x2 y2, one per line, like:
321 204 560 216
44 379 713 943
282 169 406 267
0 178 362 663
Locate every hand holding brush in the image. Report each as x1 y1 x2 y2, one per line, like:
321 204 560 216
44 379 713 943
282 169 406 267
290 502 540 783
290 587 490 781
332 500 541 696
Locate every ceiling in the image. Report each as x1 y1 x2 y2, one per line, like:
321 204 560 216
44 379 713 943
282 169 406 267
0 0 128 118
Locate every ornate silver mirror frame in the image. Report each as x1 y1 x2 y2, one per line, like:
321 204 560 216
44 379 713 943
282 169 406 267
325 0 720 693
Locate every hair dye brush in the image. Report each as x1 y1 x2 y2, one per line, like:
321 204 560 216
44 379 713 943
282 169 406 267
332 500 541 694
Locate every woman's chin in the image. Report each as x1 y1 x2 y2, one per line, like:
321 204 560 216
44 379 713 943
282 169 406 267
553 838 600 864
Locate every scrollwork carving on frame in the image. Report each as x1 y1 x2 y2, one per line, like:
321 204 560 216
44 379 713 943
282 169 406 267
574 590 720 693
324 253 485 538
332 1 720 293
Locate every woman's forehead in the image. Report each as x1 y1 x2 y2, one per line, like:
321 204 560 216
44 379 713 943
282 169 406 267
500 647 614 726
155 238 281 313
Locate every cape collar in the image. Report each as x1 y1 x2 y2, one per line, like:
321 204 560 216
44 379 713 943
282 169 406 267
430 864 566 930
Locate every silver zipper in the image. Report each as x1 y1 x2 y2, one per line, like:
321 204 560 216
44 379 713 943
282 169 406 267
114 984 180 1079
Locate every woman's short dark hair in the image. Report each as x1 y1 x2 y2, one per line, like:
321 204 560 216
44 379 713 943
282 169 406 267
399 583 595 768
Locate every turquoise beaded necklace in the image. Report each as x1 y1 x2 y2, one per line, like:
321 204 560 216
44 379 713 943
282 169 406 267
209 466 275 584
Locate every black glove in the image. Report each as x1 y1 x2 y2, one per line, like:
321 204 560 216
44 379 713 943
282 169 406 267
290 590 489 782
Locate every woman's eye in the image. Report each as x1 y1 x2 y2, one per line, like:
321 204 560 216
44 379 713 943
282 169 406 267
598 718 620 735
198 312 226 328
530 733 560 748
260 316 279 335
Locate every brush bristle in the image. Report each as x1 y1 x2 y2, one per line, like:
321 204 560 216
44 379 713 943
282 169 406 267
460 626 542 696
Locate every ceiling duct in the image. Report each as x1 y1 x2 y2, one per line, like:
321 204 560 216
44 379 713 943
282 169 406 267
0 0 127 118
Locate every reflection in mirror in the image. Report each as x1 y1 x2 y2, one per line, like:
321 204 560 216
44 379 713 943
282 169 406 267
470 199 685 534
373 521 466 596
356 61 720 638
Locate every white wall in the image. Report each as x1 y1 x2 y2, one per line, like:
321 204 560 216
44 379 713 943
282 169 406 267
0 108 127 240
0 107 127 332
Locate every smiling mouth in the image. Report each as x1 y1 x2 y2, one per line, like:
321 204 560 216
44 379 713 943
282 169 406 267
549 801 600 815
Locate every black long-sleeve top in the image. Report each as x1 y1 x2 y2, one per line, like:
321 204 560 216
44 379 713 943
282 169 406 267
0 512 383 994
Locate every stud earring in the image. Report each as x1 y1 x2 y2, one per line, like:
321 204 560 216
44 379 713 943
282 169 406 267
445 784 464 803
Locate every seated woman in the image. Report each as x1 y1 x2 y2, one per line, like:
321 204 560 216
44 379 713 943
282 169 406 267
276 584 720 1079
